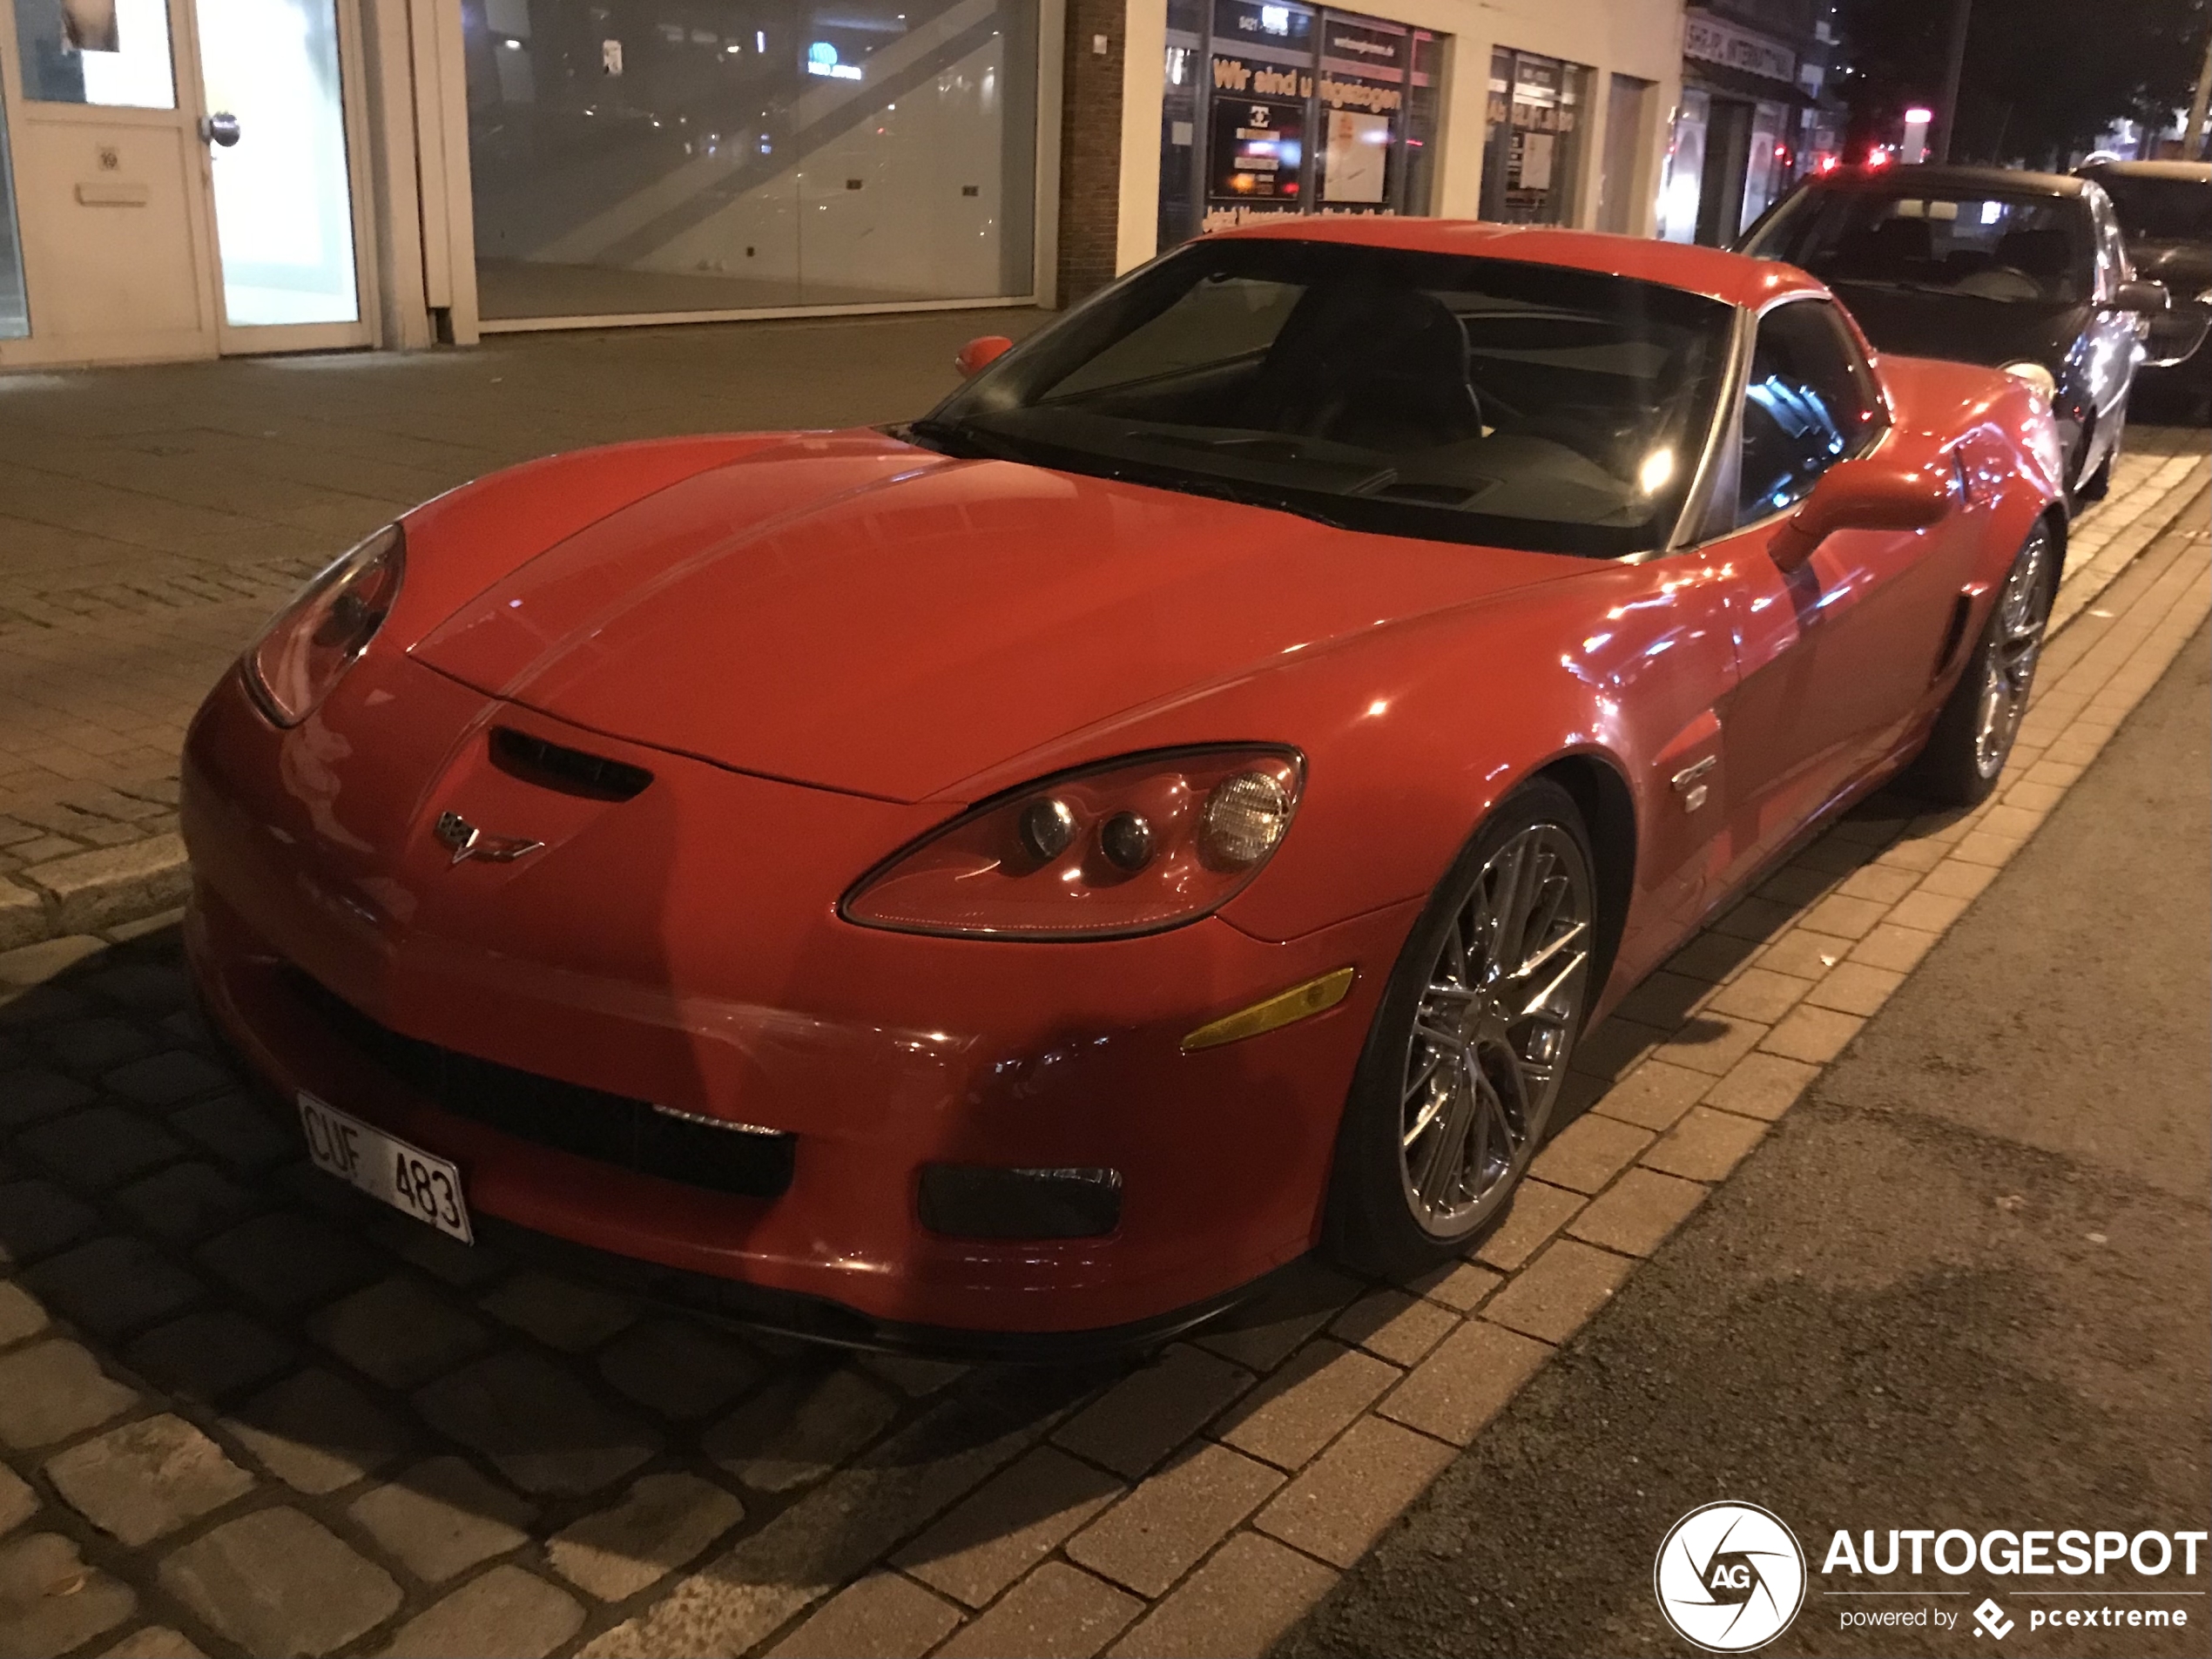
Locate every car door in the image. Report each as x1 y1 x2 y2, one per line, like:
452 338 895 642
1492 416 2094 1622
1705 295 1965 893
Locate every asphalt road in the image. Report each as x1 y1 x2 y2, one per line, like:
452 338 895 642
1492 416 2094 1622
1280 622 2212 1659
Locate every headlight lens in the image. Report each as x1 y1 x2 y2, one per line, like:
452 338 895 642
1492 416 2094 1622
242 523 405 727
844 746 1303 939
2000 361 2058 404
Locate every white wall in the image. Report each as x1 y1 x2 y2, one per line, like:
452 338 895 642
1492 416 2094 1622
1111 0 1684 275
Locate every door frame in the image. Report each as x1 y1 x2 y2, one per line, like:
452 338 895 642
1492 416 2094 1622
0 0 380 366
199 0 381 354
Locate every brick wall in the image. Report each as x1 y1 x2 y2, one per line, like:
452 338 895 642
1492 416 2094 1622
1056 0 1129 305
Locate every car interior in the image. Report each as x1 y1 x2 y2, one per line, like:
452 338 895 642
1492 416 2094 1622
949 265 1731 542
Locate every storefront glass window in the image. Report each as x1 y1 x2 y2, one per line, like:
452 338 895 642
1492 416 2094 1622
1738 99 1787 233
0 104 25 338
1478 47 1588 226
1155 0 1445 252
12 0 176 106
1657 88 1708 244
462 0 1039 322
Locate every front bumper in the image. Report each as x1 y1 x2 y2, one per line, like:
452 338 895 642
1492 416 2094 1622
182 652 1415 1342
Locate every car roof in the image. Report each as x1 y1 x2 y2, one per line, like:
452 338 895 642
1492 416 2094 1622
1203 218 1822 309
2080 158 2212 183
1811 162 2086 199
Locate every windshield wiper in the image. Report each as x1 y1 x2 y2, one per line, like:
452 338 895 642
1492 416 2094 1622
906 417 1043 467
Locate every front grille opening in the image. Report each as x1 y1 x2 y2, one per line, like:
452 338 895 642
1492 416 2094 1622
489 727 653 801
288 970 792 1200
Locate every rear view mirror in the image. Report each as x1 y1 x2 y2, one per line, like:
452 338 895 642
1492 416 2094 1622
954 335 1015 378
2114 280 2170 315
1770 456 1952 568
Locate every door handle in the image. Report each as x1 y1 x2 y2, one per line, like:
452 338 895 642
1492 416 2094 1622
199 111 241 147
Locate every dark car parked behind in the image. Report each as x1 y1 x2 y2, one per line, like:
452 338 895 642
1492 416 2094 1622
2077 158 2212 419
1739 165 2200 506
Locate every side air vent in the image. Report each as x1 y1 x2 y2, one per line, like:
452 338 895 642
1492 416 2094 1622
490 727 652 801
1932 594 1974 683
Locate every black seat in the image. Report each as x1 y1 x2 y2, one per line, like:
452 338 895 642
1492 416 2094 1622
1240 284 1484 452
1829 215 1933 280
1993 226 2075 279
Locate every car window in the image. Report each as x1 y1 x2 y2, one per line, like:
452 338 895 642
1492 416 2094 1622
920 239 1738 558
2087 171 2212 243
1743 186 2094 304
1737 300 1882 522
1051 277 1306 399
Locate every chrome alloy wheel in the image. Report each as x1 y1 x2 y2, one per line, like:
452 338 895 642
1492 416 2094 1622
1397 823 1594 1237
1973 529 2055 779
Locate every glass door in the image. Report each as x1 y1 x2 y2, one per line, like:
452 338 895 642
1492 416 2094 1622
193 0 368 346
0 81 25 338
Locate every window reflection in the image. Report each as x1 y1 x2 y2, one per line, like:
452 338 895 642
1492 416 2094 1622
13 0 177 106
461 0 1038 320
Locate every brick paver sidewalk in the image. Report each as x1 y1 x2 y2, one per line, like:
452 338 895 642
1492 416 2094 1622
0 352 2205 1658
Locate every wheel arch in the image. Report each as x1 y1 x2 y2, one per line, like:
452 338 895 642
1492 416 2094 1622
1530 751 1637 1014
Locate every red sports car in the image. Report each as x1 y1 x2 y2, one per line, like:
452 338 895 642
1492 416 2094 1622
181 221 2066 1357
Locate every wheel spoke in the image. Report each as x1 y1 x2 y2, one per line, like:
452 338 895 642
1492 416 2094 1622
1413 1071 1478 1207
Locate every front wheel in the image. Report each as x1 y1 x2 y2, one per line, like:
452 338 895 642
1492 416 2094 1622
1325 779 1597 1279
1905 522 2057 807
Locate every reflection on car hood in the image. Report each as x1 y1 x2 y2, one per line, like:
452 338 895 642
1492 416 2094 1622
409 431 1581 803
1830 283 2087 374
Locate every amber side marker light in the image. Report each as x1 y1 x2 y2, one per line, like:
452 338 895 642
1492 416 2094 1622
1181 968 1357 1053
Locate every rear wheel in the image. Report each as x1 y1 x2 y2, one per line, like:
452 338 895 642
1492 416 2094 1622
1325 779 1597 1278
1905 522 2057 807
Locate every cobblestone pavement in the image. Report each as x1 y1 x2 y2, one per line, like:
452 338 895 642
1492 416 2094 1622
0 351 2206 1658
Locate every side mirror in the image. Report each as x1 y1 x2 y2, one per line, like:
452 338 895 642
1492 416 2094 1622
2144 306 2211 369
954 334 1014 378
1770 456 1952 569
2114 279 2170 315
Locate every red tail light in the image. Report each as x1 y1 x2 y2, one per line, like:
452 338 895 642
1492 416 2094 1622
242 524 404 727
844 747 1304 940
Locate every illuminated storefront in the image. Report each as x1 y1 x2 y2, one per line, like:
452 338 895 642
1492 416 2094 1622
1155 0 1444 246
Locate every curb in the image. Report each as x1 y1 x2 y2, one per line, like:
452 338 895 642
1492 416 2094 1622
0 833 192 952
0 463 2205 960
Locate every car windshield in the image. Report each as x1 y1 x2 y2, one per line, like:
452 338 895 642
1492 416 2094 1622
2089 172 2212 244
1743 185 2093 304
912 239 1737 558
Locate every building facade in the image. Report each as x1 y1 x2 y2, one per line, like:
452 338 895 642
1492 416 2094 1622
0 0 1681 368
1656 0 1840 246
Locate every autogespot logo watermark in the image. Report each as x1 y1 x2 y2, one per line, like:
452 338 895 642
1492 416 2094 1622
1655 1502 1810 1652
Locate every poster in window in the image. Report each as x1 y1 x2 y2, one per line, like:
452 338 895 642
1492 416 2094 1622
1209 94 1306 201
1517 130 1554 192
1324 109 1389 202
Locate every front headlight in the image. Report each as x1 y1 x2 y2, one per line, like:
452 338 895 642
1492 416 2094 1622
843 746 1303 939
242 523 405 727
2000 361 2058 405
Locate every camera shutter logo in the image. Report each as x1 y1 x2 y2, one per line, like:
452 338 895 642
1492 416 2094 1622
1654 1501 1808 1652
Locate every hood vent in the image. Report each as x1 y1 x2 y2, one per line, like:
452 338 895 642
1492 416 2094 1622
489 727 652 801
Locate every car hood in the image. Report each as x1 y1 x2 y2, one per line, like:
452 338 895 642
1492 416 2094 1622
1831 283 2086 374
410 431 1581 803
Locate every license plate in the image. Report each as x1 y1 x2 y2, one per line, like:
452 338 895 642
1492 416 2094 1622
299 1092 474 1244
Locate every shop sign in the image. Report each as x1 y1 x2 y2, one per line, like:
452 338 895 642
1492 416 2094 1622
1683 10 1793 85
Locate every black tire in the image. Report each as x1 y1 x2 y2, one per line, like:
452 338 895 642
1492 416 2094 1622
1325 778 1598 1280
1904 520 2058 808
